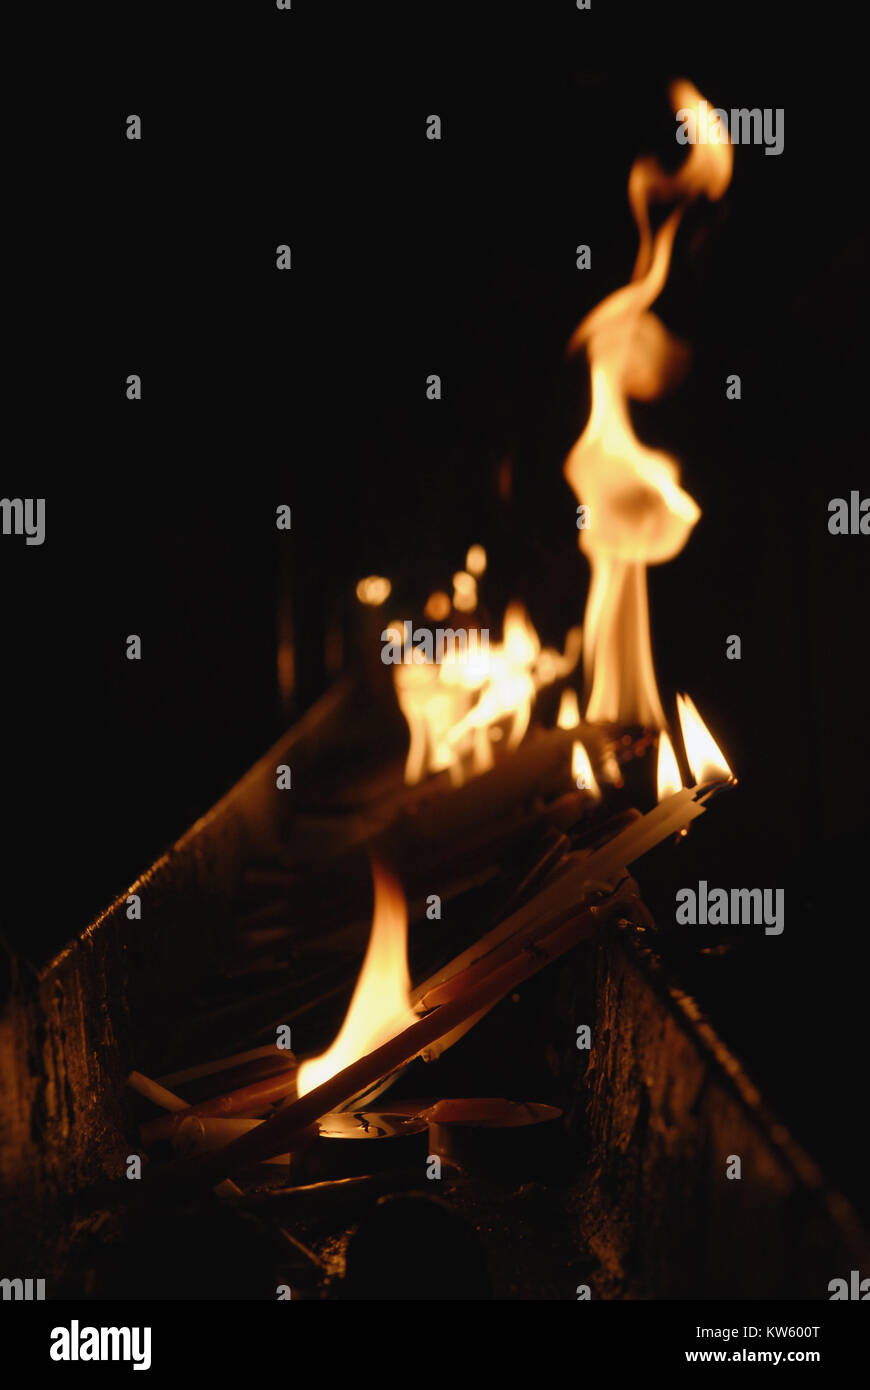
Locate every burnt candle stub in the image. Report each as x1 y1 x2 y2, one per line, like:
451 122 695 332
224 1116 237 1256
293 1110 430 1181
423 1098 564 1175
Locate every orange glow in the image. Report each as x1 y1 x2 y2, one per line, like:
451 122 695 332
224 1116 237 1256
536 627 582 687
440 602 540 771
676 692 734 785
656 729 683 800
355 575 391 606
296 860 417 1098
452 571 478 613
465 544 487 577
395 603 581 785
564 81 733 729
453 592 478 613
557 688 581 730
424 591 452 621
394 657 474 785
497 457 513 502
572 740 601 798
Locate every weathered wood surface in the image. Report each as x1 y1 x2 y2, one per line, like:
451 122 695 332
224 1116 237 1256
0 680 352 1271
560 921 869 1299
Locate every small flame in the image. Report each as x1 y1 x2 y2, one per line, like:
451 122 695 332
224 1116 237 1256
465 544 487 577
656 729 683 800
557 688 581 729
676 692 733 785
356 575 391 606
296 860 417 1098
452 571 478 613
572 740 601 798
564 81 733 729
424 591 452 621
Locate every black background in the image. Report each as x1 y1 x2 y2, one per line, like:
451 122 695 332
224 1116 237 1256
3 7 868 1211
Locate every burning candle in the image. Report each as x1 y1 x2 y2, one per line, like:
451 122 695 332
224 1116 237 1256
656 728 683 800
571 739 601 798
164 725 735 1187
676 692 735 785
295 858 417 1098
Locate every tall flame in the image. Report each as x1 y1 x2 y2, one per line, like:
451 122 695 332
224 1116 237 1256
564 81 733 728
296 860 417 1097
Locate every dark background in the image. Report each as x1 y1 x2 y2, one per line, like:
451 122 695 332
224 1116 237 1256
3 9 868 1207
